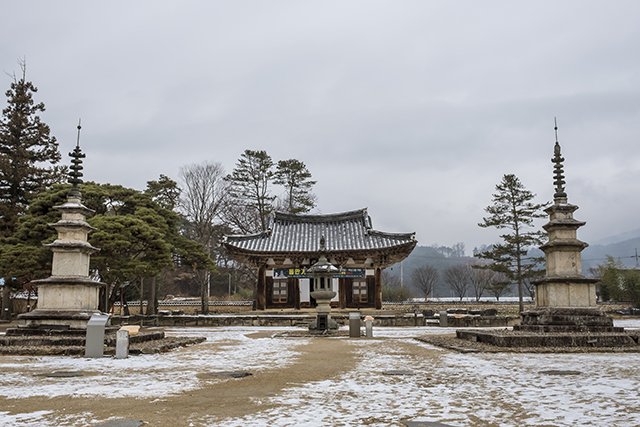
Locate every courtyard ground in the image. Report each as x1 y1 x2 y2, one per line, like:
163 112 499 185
1 320 639 427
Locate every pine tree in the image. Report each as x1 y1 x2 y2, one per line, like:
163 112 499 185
225 150 275 232
274 159 317 214
476 174 548 312
0 61 64 236
0 182 215 313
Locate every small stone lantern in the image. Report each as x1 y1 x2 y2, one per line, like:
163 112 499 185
308 239 339 331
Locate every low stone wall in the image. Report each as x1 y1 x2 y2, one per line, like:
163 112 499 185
382 301 636 315
382 302 535 315
443 315 519 328
111 313 427 328
111 314 313 328
109 311 519 328
4 297 635 319
113 302 251 316
117 301 538 316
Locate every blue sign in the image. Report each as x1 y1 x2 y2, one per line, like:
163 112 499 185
274 268 366 279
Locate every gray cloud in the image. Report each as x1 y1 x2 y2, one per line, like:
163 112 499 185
2 0 639 253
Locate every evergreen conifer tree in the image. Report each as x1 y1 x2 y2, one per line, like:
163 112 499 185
274 159 317 214
0 61 64 236
225 150 275 232
476 174 548 312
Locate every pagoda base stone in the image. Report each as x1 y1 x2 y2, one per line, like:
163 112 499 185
17 309 103 330
535 278 597 307
0 329 206 356
456 329 638 348
517 307 613 332
456 307 638 348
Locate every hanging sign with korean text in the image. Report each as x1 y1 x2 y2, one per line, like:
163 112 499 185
273 268 366 279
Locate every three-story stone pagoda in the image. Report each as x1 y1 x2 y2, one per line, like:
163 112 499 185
17 126 105 331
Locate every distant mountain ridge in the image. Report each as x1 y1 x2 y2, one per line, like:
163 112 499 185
387 229 640 296
582 237 640 271
590 228 640 246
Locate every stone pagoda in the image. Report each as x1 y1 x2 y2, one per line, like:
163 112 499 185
455 123 637 348
17 124 105 331
516 125 610 334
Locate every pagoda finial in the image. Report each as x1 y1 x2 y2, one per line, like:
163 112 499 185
552 117 567 201
68 119 86 198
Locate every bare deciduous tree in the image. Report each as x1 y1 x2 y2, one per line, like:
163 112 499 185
523 270 544 300
486 272 511 301
451 242 466 257
443 264 472 301
221 197 263 234
411 265 439 300
469 265 494 301
180 161 229 243
381 270 401 288
179 161 229 314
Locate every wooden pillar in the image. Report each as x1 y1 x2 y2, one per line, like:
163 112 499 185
374 267 382 309
293 278 300 310
256 265 266 310
339 278 347 309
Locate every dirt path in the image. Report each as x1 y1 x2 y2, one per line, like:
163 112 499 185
2 336 360 426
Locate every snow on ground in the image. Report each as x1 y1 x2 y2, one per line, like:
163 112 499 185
0 327 309 401
213 323 640 427
1 321 639 426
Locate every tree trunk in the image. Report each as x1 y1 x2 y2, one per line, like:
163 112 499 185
200 271 210 315
147 276 157 315
516 243 524 314
107 282 121 314
139 278 145 315
256 265 266 310
1 283 10 320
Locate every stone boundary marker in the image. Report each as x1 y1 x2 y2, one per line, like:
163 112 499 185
95 421 144 427
34 371 84 378
383 370 416 376
203 371 253 378
403 422 454 427
539 370 582 376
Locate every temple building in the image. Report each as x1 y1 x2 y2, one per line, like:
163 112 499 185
223 208 416 310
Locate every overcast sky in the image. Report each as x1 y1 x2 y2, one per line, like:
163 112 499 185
2 1 639 253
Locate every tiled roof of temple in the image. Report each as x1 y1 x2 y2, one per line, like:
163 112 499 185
223 208 415 254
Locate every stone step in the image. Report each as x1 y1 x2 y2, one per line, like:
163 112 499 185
514 325 625 333
521 314 614 327
456 330 638 348
5 326 119 337
0 331 165 348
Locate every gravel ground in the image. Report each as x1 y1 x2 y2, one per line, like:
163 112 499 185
0 323 639 426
